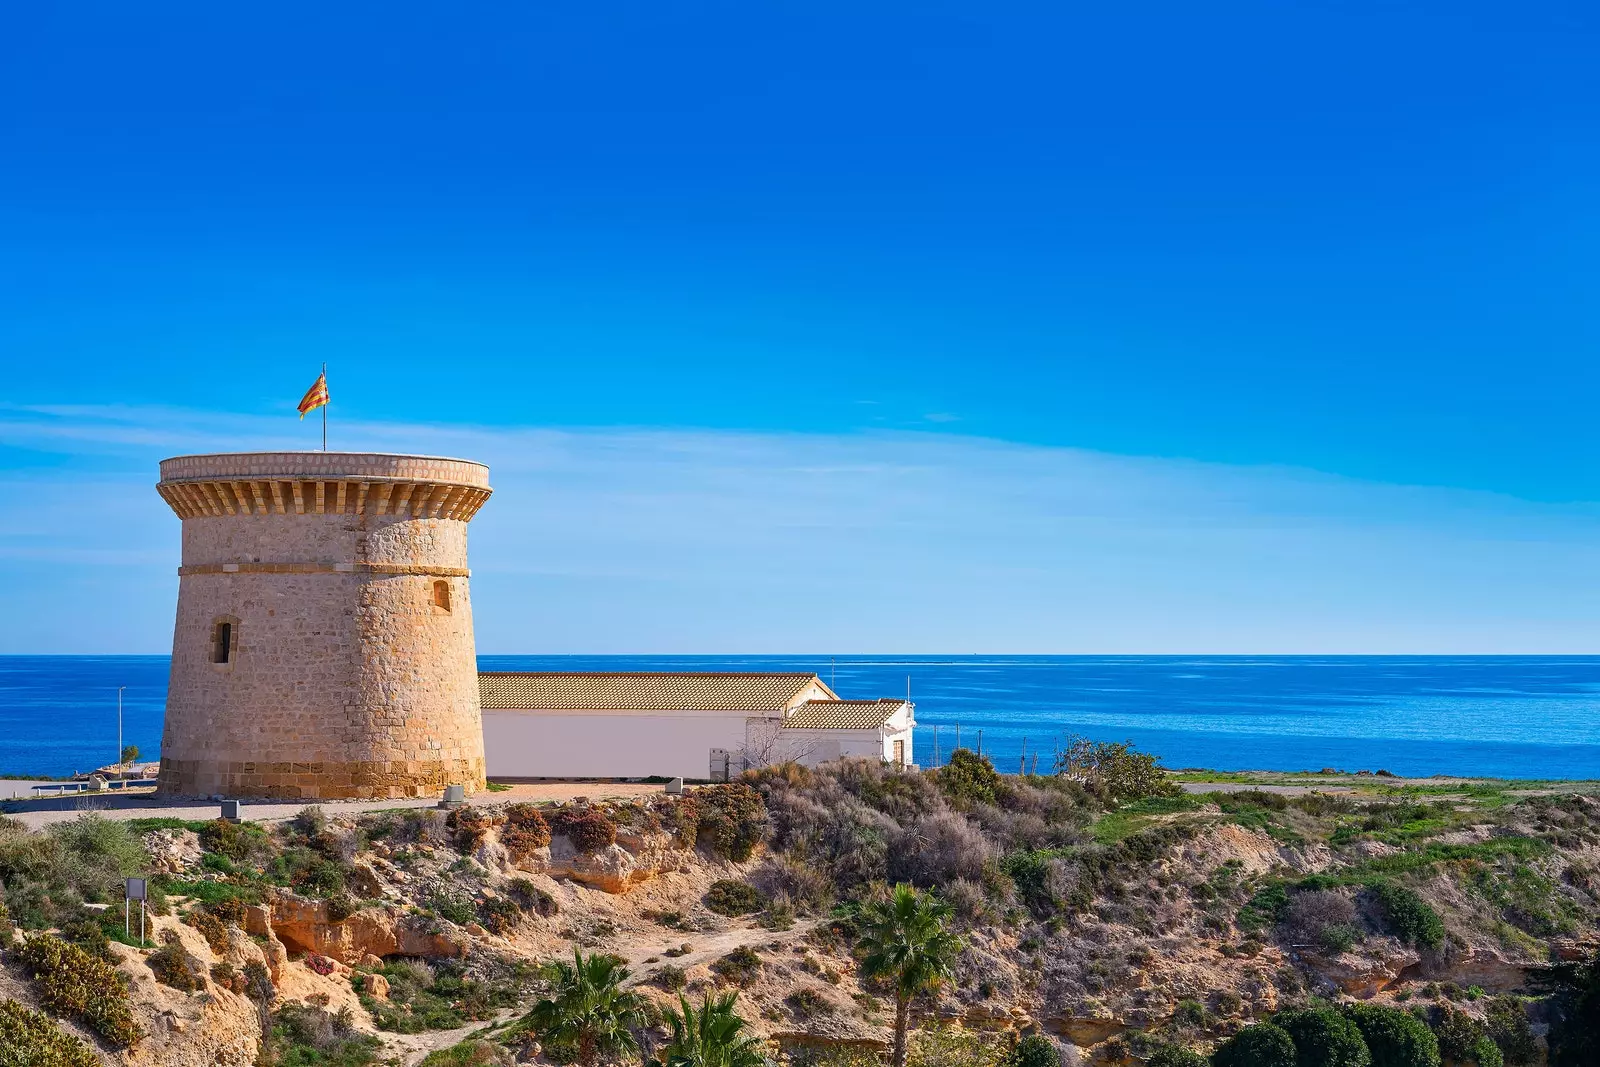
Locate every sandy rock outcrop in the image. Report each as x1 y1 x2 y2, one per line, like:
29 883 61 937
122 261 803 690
142 829 204 875
248 889 470 964
109 919 261 1067
511 828 693 894
1299 941 1421 997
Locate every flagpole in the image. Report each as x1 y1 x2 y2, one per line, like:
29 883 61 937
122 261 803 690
321 363 327 451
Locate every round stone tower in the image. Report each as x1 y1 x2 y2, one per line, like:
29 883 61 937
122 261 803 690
154 451 492 799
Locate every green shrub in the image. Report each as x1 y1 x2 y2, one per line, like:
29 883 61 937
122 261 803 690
691 783 768 861
1054 736 1178 805
1212 1024 1298 1067
15 933 143 1047
1481 996 1536 1065
1145 1044 1208 1067
265 1000 382 1065
711 946 762 987
296 858 347 898
1431 1007 1501 1067
419 1039 510 1066
198 819 251 860
1344 1003 1440 1067
1007 1033 1064 1067
1367 881 1445 949
939 749 1000 807
426 891 478 928
0 998 102 1067
1276 1006 1371 1067
480 896 523 936
654 965 688 992
705 879 765 917
547 806 617 855
147 930 207 991
505 878 557 917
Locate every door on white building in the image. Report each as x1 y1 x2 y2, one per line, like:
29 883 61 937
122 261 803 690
892 739 905 767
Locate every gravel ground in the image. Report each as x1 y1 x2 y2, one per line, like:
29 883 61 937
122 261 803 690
2 781 667 830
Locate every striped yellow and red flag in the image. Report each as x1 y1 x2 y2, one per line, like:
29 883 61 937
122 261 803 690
297 371 329 419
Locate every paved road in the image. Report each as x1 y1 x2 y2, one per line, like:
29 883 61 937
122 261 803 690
3 781 666 830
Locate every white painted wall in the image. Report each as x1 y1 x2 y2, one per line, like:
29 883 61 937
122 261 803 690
483 710 752 780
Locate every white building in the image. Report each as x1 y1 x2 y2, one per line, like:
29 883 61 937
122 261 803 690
479 672 914 781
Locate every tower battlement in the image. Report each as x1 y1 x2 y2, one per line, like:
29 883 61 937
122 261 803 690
155 451 491 800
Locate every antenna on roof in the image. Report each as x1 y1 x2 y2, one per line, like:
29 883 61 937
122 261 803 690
831 657 836 690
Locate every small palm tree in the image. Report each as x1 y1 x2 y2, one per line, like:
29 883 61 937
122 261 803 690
655 991 769 1067
859 883 963 1067
525 948 642 1067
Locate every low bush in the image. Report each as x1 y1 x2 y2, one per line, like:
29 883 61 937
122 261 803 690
16 933 143 1047
1275 1006 1372 1067
185 907 230 953
654 964 688 991
1482 996 1536 1065
1344 1003 1439 1067
939 749 1002 808
480 895 523 935
691 783 768 861
1367 881 1445 949
711 946 762 987
1144 1044 1206 1067
0 998 101 1067
1053 736 1178 806
296 858 348 898
505 878 558 917
1007 1034 1065 1067
499 805 552 861
426 891 478 928
420 1039 512 1066
362 959 525 1033
1431 1007 1501 1067
265 1001 381 1066
889 810 995 887
1211 1023 1299 1067
1283 889 1360 950
786 987 834 1018
547 806 617 855
147 929 207 991
705 880 765 916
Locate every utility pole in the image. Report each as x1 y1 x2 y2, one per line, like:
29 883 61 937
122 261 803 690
117 686 125 770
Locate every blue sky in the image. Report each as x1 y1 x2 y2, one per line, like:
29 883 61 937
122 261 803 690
2 2 1596 652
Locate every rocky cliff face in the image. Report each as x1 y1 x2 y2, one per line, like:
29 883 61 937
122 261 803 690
6 774 1595 1066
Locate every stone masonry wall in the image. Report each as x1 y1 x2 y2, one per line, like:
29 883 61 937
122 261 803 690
157 453 489 800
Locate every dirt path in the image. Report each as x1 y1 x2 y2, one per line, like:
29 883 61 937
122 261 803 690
1179 782 1355 797
614 917 824 987
2 782 666 830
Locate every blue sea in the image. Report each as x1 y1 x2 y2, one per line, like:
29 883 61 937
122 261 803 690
3 655 1600 780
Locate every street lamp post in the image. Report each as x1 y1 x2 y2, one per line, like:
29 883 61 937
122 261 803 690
117 686 125 772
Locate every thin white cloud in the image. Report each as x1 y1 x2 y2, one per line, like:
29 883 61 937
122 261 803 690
1 403 1597 653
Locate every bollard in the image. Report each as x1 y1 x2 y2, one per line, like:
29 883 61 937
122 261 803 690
665 777 684 795
220 800 242 822
440 784 466 808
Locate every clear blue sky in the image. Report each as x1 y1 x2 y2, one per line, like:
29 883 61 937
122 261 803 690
2 2 1597 653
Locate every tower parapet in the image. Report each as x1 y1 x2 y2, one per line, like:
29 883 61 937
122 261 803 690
155 451 491 799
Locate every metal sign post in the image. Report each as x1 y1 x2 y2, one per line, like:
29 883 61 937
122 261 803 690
125 877 147 945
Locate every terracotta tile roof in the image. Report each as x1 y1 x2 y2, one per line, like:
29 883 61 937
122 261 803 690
782 699 907 730
479 672 829 712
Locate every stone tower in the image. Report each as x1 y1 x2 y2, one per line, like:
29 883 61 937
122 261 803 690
154 451 492 799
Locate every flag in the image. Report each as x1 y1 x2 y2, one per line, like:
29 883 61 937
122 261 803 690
297 371 329 419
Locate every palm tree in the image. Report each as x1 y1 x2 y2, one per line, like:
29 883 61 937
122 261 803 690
525 948 643 1067
654 991 769 1067
858 883 963 1067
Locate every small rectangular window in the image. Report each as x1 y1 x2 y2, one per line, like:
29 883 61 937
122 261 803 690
213 622 232 664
